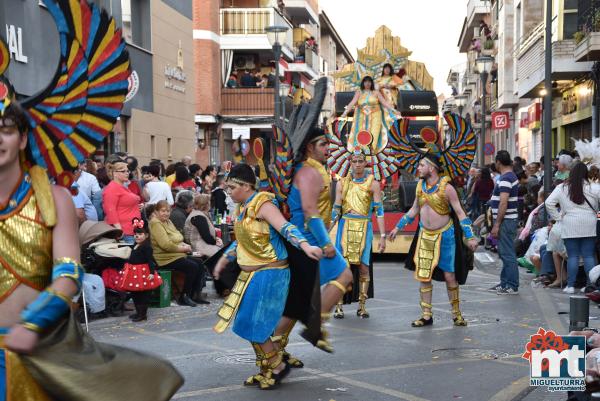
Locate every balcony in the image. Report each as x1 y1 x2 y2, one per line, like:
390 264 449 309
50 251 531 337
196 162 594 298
575 32 600 61
221 88 275 116
458 0 491 52
287 47 319 79
220 7 293 57
283 0 319 24
516 33 594 97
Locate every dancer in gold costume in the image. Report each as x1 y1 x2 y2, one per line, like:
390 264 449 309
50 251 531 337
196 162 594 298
331 148 386 319
0 1 182 400
389 155 478 327
213 164 321 390
341 76 398 154
375 63 402 109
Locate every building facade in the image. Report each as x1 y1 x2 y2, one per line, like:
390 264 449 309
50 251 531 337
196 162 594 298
1 0 196 165
450 0 596 167
193 0 353 167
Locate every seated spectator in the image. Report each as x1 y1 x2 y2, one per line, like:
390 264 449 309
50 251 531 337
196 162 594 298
170 190 195 234
172 166 196 192
143 164 174 205
184 194 223 258
211 174 229 217
200 165 217 192
149 200 209 306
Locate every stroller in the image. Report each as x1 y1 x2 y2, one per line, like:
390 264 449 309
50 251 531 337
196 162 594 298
79 221 133 318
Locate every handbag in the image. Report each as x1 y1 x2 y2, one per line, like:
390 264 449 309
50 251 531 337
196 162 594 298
583 195 600 237
21 312 183 401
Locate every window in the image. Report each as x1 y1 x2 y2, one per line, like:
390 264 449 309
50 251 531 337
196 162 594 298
120 0 151 50
560 0 578 40
167 138 172 159
150 135 156 158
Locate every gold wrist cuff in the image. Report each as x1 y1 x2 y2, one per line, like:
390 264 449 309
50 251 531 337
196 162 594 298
22 322 43 333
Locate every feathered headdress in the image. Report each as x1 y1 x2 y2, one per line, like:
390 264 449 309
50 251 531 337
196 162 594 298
574 138 600 168
1 0 130 187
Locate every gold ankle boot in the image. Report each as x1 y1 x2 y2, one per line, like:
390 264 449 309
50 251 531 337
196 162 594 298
334 302 344 319
271 321 304 368
315 313 334 353
447 285 467 326
357 277 370 318
412 285 433 327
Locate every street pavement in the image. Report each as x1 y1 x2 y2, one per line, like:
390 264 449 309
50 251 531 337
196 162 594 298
87 251 598 401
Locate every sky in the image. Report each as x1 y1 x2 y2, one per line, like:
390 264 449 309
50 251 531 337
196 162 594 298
319 0 468 96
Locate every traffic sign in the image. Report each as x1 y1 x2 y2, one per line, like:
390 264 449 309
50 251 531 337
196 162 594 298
484 142 495 156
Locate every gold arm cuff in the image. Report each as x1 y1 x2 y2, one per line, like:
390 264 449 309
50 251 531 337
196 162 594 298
47 288 72 305
53 257 82 267
22 322 43 333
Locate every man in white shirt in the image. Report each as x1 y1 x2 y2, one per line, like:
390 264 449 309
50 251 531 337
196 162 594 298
71 182 98 223
76 161 103 219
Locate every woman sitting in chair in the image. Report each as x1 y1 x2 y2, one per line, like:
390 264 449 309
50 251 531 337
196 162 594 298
149 200 209 306
184 194 223 258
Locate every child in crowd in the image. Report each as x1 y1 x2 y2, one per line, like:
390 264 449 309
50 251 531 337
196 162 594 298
117 218 163 322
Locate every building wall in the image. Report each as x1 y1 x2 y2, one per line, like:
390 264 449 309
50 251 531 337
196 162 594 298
127 0 197 165
194 0 221 115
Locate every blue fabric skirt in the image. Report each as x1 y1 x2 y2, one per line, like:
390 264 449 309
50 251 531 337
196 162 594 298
319 249 349 286
233 268 290 343
335 216 373 266
0 327 8 401
437 224 456 273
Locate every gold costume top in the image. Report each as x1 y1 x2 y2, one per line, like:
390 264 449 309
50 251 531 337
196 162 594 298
348 90 393 154
341 174 374 216
234 192 281 266
416 176 452 216
304 157 332 228
0 172 53 302
375 75 401 107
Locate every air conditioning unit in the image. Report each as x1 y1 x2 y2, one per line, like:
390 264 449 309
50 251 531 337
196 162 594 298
233 55 256 70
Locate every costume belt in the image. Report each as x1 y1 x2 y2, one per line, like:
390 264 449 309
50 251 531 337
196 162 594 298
0 334 52 401
413 220 453 282
341 215 369 265
214 264 289 334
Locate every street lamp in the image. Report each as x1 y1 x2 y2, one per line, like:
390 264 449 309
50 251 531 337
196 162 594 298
454 94 467 117
279 82 291 123
266 25 289 125
476 55 494 166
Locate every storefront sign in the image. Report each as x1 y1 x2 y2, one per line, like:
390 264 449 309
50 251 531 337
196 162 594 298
125 70 139 103
528 103 541 130
5 24 27 63
492 111 510 129
164 41 187 93
561 84 592 116
519 112 529 128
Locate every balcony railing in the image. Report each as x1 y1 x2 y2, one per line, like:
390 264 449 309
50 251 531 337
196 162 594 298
221 88 275 116
220 7 293 49
513 21 544 58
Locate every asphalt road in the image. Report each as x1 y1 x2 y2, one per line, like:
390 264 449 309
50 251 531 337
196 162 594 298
87 252 592 401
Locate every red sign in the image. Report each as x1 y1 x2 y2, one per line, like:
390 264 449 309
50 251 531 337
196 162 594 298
528 103 541 129
492 111 510 129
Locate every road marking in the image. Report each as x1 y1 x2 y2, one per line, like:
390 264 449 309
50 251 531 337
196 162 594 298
126 328 230 352
487 375 531 401
475 252 496 264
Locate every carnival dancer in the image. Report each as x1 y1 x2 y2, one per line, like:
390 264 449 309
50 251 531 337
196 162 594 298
0 1 183 399
276 127 353 355
375 63 401 108
212 164 322 390
389 154 478 327
331 147 386 319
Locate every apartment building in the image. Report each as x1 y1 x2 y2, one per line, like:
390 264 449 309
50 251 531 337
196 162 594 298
194 0 353 167
450 0 595 166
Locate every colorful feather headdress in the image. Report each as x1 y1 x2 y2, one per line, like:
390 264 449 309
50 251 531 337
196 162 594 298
0 0 130 187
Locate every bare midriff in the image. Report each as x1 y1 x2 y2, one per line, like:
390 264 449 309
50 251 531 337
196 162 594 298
419 204 451 232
